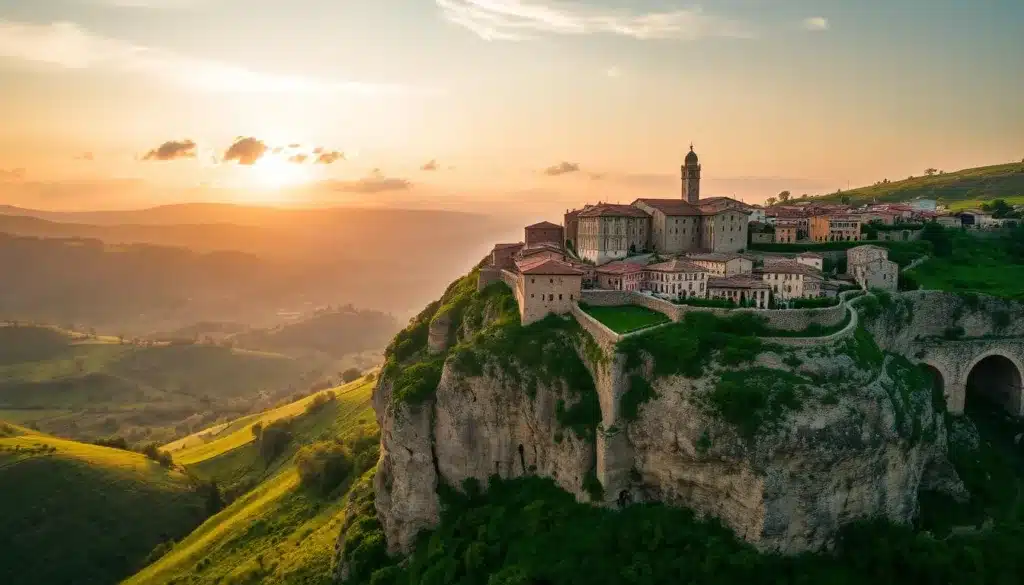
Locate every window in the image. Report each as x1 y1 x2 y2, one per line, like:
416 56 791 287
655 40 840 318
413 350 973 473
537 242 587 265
548 294 554 301
531 278 535 284
531 294 535 298
549 278 554 284
559 294 563 300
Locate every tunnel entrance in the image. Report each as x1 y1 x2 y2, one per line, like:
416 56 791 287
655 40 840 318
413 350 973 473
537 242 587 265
965 355 1022 416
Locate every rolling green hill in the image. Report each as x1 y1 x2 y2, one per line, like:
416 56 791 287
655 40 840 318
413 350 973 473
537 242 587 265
0 423 207 585
0 324 328 444
812 162 1024 208
124 377 378 585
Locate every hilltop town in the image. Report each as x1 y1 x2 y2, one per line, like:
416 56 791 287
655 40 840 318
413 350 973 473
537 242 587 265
480 148 902 325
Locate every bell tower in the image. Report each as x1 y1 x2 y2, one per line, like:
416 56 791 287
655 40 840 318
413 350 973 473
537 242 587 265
681 144 701 204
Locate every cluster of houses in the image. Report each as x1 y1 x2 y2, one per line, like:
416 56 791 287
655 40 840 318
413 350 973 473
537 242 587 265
478 149 901 325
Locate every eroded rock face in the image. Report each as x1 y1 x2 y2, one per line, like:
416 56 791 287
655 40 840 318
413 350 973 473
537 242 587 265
373 359 594 555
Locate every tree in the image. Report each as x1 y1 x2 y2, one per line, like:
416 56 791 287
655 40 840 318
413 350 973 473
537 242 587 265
778 191 791 203
924 168 938 176
841 195 851 204
295 441 352 496
981 199 1014 219
341 368 362 383
765 197 778 207
920 222 953 257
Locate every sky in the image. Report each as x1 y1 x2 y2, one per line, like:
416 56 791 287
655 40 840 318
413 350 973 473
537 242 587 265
0 0 1022 214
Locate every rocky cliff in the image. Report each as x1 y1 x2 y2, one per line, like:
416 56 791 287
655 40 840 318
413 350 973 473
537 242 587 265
345 273 968 569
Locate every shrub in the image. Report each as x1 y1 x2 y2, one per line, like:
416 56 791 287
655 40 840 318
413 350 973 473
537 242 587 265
257 418 293 465
789 296 839 309
620 375 657 422
305 390 336 414
93 436 129 450
582 468 604 502
139 442 173 467
341 368 362 383
707 368 804 440
295 441 353 496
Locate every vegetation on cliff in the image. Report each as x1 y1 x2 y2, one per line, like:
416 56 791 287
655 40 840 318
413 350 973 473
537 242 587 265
341 474 1024 585
905 226 1024 300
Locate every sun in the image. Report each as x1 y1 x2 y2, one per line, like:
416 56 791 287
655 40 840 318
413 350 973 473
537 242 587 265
249 154 312 190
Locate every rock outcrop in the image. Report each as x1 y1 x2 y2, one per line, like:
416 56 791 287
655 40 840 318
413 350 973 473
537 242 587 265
352 277 970 568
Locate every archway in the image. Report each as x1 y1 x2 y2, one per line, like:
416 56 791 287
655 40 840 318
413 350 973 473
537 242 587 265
965 354 1023 416
920 364 945 397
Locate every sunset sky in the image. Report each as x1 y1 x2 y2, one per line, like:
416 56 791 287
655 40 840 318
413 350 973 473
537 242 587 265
1 0 1022 213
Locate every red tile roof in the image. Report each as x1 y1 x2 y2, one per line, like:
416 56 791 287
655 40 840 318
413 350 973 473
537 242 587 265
595 261 644 275
708 275 771 290
525 221 563 230
632 198 702 216
577 203 651 218
516 257 584 276
687 252 745 263
646 259 707 273
757 260 821 276
493 242 524 250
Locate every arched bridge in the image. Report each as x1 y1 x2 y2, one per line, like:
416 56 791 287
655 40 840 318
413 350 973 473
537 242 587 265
909 338 1024 417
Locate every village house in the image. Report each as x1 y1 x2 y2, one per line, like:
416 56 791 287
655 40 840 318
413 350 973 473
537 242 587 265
524 221 564 247
774 220 799 243
594 261 645 291
708 275 771 308
809 214 863 242
757 261 824 300
847 245 899 291
574 203 651 264
644 259 709 298
796 252 824 271
514 256 584 324
686 252 753 276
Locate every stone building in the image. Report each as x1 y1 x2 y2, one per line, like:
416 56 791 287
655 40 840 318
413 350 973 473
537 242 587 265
758 261 823 300
796 252 824 271
594 261 645 291
524 221 564 247
644 259 708 298
575 204 651 264
847 245 899 291
810 214 863 242
513 257 583 325
775 221 799 243
489 242 524 270
686 252 753 276
682 145 700 203
708 275 771 308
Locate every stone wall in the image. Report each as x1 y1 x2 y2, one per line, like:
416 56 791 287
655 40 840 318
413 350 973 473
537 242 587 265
477 267 501 291
579 289 847 332
570 302 621 350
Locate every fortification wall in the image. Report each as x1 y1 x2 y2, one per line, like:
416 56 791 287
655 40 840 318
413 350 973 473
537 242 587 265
579 289 847 332
570 303 621 349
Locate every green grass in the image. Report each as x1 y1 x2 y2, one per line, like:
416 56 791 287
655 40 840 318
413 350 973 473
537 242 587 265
579 304 670 333
906 231 1024 300
0 427 207 585
0 324 324 443
124 378 377 585
811 161 1024 206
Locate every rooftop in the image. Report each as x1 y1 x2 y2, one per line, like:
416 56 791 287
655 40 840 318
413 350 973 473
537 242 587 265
758 260 821 276
577 203 651 218
797 252 823 259
525 221 562 230
687 252 744 263
493 242 524 250
632 198 702 216
516 257 584 276
646 259 707 273
708 275 771 290
595 261 645 275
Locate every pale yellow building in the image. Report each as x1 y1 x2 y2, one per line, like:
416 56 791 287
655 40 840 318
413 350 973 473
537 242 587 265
514 257 584 325
708 275 772 308
575 204 651 265
810 214 863 242
686 252 753 276
758 261 823 300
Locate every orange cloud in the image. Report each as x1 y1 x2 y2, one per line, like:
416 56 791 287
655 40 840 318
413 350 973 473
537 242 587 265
421 159 440 171
143 140 197 161
315 151 345 164
543 161 580 176
223 137 267 165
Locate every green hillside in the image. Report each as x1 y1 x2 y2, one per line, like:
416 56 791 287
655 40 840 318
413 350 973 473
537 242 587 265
0 324 326 444
124 378 378 585
0 423 207 585
813 162 1024 207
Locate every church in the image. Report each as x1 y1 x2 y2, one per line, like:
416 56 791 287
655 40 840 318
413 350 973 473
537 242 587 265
564 148 752 265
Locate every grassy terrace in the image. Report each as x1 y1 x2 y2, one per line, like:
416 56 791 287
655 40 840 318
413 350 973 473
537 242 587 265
580 304 670 334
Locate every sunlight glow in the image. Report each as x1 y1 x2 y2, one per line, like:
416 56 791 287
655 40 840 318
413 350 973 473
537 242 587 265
248 154 312 191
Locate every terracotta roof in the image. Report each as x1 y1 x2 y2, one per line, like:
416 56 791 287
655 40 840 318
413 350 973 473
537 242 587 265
517 242 564 256
516 257 584 276
687 252 745 263
708 275 770 290
775 220 800 228
632 198 702 216
849 244 887 253
697 197 752 214
595 261 644 275
493 242 524 250
645 259 707 273
797 252 823 259
577 203 650 218
525 221 562 230
757 261 821 276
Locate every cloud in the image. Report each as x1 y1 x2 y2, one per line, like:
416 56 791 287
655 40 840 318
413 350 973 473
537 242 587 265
421 159 440 171
288 154 309 164
143 139 197 161
315 150 345 164
0 20 421 95
76 152 95 161
325 169 412 194
801 17 829 31
435 0 754 41
605 66 621 78
0 168 26 181
543 161 581 176
223 137 268 166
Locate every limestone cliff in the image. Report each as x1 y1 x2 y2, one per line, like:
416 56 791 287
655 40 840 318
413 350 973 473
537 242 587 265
349 276 968 568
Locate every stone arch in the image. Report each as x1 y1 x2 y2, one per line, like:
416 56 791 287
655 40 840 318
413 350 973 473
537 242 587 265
919 360 956 413
964 351 1024 416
